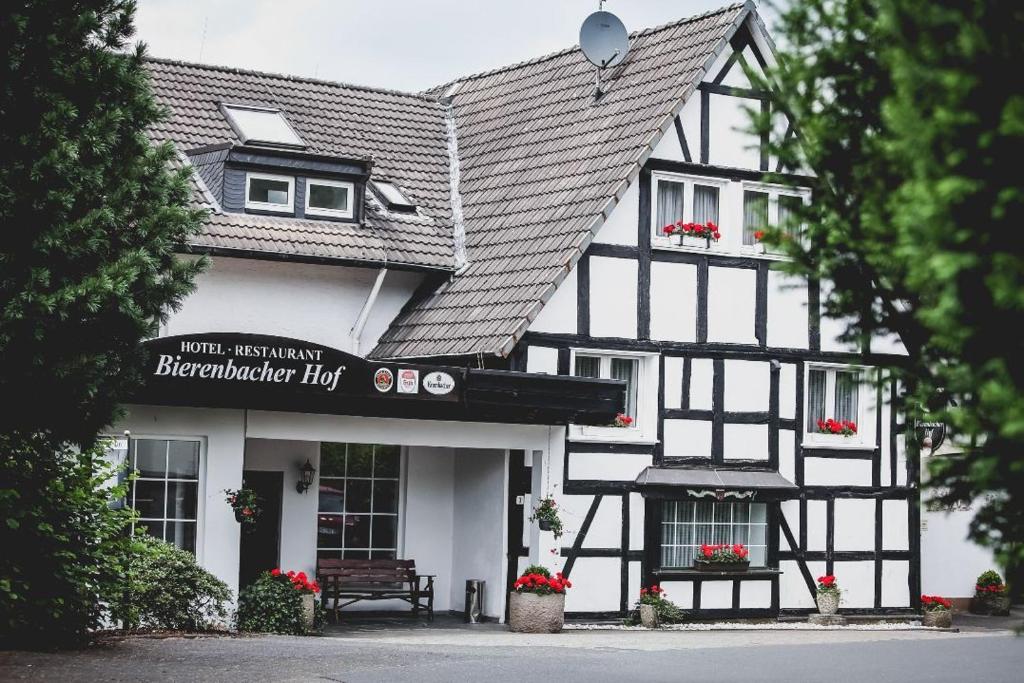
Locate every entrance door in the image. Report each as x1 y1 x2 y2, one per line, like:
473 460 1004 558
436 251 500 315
239 471 283 588
504 450 530 621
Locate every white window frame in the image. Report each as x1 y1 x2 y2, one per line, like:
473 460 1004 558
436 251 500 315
650 171 729 253
305 177 355 219
739 181 810 258
569 348 658 444
116 434 206 564
244 172 294 214
802 362 869 448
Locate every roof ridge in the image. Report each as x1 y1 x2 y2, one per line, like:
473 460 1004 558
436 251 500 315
144 56 440 104
424 2 749 95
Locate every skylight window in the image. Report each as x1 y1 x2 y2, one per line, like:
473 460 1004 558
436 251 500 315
222 104 305 148
370 180 415 212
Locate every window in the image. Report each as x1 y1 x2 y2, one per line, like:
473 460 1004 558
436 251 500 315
245 172 294 213
651 173 724 241
129 438 201 553
222 104 305 148
806 365 864 440
742 184 808 252
305 178 353 219
574 354 639 419
370 180 415 212
661 501 767 568
317 443 400 561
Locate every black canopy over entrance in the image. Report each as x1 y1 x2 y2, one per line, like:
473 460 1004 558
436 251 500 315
131 333 624 426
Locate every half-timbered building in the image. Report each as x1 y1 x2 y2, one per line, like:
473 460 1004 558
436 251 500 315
113 1 934 621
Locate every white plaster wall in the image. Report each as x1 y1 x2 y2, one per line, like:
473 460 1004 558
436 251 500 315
660 581 694 609
779 363 797 420
564 557 621 612
526 345 559 374
707 93 761 170
779 500 801 551
663 419 712 459
560 495 621 549
882 499 909 551
531 267 577 334
113 406 246 598
741 581 772 608
663 356 685 410
922 500 999 598
678 96 700 159
803 458 873 487
834 560 875 608
806 500 827 551
779 430 796 482
165 256 421 354
243 438 320 579
724 360 769 412
833 498 875 552
649 118 687 163
707 267 757 344
589 256 638 338
701 581 733 609
689 358 714 410
568 452 652 481
882 560 910 607
723 423 768 460
593 181 639 246
629 493 645 551
450 448 507 619
403 446 455 613
767 271 809 349
780 560 824 609
650 262 697 342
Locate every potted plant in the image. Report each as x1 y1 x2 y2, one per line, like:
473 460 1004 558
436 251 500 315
921 594 953 628
694 544 750 572
816 574 841 615
633 585 685 628
971 570 1011 616
236 568 321 635
816 418 857 437
508 565 572 633
225 488 261 527
530 497 564 538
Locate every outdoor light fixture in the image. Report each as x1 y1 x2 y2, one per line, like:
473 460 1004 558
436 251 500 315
296 459 316 494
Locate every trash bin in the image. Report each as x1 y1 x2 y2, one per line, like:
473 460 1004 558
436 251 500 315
464 579 485 623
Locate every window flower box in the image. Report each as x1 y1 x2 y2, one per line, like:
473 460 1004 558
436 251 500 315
662 220 720 248
693 544 750 572
816 418 857 437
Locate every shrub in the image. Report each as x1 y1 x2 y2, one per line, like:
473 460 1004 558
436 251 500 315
236 569 320 635
975 570 1007 594
0 437 134 648
112 533 230 631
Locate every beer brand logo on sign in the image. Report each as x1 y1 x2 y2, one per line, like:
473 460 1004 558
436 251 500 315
397 369 419 394
423 371 456 395
374 368 394 393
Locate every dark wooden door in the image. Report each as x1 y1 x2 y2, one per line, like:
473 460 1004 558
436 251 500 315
504 450 530 621
239 471 283 588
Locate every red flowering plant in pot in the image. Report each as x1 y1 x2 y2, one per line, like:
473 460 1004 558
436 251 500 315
971 570 1011 615
236 568 322 635
612 413 635 428
530 497 564 538
816 575 841 615
663 220 721 247
694 544 750 572
920 594 954 628
816 418 857 437
509 565 572 633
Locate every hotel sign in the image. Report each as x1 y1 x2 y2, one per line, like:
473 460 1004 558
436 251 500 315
140 333 463 407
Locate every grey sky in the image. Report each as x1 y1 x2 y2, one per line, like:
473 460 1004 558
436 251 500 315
134 1 761 93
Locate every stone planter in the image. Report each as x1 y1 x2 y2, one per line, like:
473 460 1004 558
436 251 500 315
970 593 1011 616
639 603 660 629
694 559 749 573
816 591 840 615
922 610 952 628
300 593 316 632
508 591 565 633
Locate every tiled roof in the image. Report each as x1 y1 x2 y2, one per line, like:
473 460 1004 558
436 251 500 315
146 59 456 270
370 2 750 358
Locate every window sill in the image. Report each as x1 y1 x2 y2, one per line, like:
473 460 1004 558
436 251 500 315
569 425 657 445
651 238 726 254
653 568 781 579
802 439 871 451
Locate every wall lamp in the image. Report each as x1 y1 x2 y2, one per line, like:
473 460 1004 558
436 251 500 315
296 459 316 494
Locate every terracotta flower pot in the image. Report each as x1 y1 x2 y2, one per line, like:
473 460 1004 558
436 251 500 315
300 593 316 632
922 610 952 628
508 591 565 633
639 603 660 629
816 591 840 615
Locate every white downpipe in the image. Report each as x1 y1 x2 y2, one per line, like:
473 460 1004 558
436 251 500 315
350 268 387 356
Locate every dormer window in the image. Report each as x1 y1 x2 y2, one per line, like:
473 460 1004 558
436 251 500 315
370 179 415 212
222 104 305 148
245 172 293 213
305 178 354 219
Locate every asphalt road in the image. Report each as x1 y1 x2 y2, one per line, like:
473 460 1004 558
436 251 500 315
1 629 1020 682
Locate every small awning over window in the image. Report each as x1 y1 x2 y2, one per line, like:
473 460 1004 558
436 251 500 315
635 466 798 498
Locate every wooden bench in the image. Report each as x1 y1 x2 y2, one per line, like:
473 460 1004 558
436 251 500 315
317 558 435 622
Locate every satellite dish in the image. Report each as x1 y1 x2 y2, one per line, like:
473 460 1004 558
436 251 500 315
580 10 630 69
